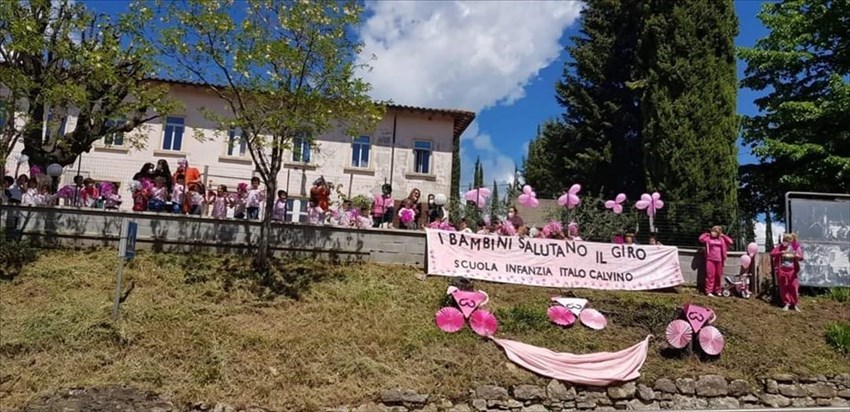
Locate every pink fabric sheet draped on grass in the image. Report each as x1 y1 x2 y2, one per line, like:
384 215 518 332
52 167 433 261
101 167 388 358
490 335 652 386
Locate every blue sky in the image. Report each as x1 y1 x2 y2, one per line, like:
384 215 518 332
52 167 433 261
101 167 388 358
471 0 769 186
84 0 769 186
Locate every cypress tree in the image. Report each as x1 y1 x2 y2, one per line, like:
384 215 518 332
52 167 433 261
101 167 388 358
637 0 740 243
739 0 850 200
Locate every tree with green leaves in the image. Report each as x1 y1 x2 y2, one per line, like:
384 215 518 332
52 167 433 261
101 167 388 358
472 156 484 188
524 0 646 200
0 0 176 171
739 0 849 200
154 0 383 270
637 0 740 242
522 121 564 198
489 179 503 218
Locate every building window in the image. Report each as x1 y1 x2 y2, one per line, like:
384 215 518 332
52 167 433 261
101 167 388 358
351 135 370 168
413 140 432 174
162 116 185 151
227 128 247 157
104 117 126 146
292 133 311 163
286 198 309 223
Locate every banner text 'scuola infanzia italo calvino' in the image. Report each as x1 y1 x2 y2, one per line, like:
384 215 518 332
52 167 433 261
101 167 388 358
425 229 684 290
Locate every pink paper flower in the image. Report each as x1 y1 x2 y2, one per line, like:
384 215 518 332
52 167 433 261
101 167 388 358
542 220 563 239
399 208 414 224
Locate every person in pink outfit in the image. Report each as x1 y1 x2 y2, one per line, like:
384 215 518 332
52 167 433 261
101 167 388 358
699 225 733 297
771 233 804 312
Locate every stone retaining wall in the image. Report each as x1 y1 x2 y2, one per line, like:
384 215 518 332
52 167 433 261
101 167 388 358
319 374 850 411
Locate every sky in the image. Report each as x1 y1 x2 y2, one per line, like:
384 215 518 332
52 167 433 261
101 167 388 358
357 0 771 188
83 0 771 188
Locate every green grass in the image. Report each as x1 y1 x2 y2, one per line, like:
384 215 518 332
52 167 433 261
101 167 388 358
827 287 850 303
1 249 849 411
826 322 850 355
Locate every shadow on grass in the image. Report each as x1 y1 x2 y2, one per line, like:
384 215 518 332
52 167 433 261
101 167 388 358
148 251 346 300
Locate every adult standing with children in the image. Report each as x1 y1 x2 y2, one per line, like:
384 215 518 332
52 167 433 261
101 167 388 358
771 233 804 311
699 225 734 297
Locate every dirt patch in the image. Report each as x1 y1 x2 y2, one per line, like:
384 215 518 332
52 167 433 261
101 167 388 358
16 386 173 412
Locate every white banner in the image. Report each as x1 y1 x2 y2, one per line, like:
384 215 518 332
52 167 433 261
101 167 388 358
426 229 684 290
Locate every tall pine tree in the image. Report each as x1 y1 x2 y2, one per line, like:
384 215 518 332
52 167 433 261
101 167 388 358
473 157 486 189
739 0 850 200
534 0 646 199
523 121 565 198
637 0 740 242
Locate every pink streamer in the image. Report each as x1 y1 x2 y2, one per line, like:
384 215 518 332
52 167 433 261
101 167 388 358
490 335 652 386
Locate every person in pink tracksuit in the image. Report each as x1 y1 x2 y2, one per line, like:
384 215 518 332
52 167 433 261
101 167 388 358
699 226 733 297
771 233 804 312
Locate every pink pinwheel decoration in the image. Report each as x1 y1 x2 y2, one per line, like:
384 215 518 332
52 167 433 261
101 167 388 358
435 307 465 333
665 319 693 349
464 187 492 208
604 193 627 214
557 184 582 209
579 308 608 330
547 306 577 327
517 185 539 208
698 326 725 356
470 310 499 337
635 192 664 217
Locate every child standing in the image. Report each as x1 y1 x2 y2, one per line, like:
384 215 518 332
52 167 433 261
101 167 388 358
699 225 734 297
21 180 39 206
771 233 804 311
80 178 100 208
172 174 186 214
233 183 248 219
245 177 264 220
272 190 288 222
208 185 231 219
148 176 168 212
187 183 204 216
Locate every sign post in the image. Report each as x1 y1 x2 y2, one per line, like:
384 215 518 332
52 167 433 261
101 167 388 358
113 218 137 321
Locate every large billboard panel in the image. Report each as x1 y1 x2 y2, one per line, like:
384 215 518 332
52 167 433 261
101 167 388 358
787 193 850 287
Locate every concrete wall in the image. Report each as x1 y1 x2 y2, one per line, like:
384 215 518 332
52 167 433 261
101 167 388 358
1 206 750 285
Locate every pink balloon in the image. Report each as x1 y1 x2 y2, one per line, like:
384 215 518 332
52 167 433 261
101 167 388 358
464 187 492 208
740 254 752 270
518 185 539 208
747 242 758 256
558 184 581 209
635 192 664 217
604 193 626 214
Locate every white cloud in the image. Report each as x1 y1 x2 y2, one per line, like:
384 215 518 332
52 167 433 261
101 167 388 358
754 220 787 252
358 0 582 187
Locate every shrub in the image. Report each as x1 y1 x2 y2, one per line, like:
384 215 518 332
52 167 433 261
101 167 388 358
544 192 639 242
827 287 850 303
349 194 373 211
825 322 850 355
0 231 39 280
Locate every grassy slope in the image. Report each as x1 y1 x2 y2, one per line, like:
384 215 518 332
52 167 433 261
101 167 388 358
0 250 848 411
